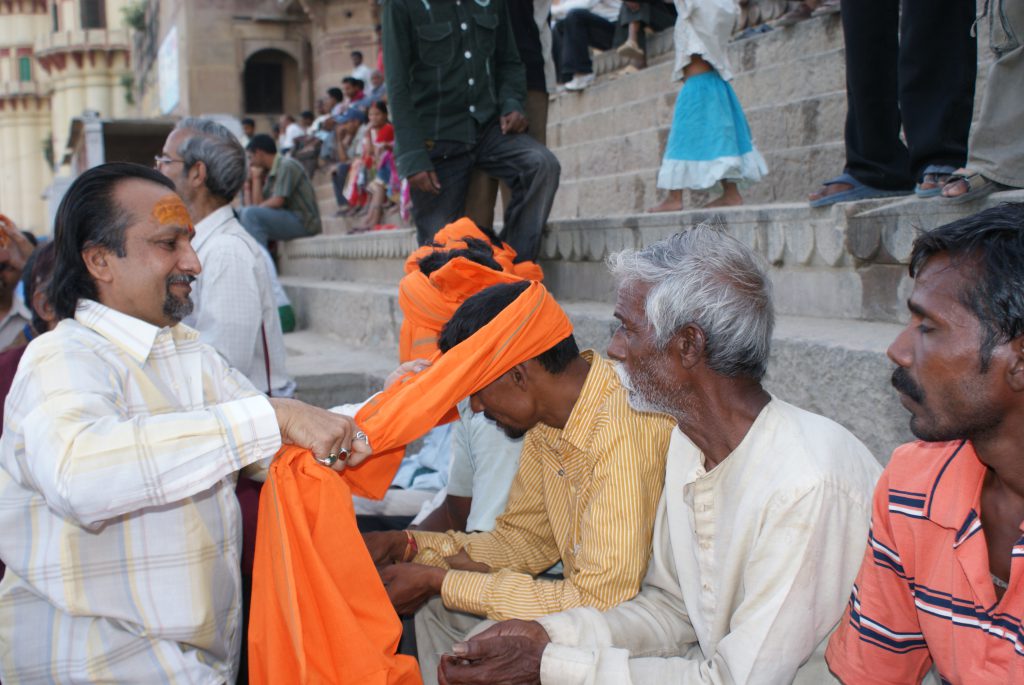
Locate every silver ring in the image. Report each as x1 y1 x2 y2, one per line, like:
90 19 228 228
314 452 338 467
354 430 369 448
337 447 350 462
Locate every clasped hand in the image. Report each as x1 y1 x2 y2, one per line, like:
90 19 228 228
438 620 550 685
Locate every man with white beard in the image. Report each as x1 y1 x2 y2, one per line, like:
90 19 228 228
438 226 883 685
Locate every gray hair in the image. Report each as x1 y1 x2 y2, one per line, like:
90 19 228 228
607 224 775 380
173 117 247 202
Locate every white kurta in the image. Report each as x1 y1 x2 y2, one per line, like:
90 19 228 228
537 397 882 684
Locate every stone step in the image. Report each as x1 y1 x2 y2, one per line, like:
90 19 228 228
283 329 395 409
544 13 995 219
280 280 910 462
279 188 1024 324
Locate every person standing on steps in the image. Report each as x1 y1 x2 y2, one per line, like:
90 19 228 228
647 0 767 213
381 0 560 262
807 0 976 206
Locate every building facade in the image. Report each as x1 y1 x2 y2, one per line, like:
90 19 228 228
0 0 376 234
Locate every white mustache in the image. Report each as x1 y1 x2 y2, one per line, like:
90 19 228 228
613 363 634 391
167 274 196 286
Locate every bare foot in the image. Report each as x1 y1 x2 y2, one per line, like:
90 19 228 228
647 190 683 213
808 182 853 203
703 194 743 208
940 167 972 198
703 182 743 208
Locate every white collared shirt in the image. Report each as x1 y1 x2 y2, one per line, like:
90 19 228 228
184 204 294 397
0 296 30 350
0 299 281 682
537 397 882 685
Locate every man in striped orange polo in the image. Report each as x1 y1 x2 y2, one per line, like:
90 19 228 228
826 204 1024 684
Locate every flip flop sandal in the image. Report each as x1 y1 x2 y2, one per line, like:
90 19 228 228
915 164 958 198
940 172 1009 205
809 173 911 208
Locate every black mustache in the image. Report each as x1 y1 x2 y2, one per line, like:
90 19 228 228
166 274 197 286
891 367 924 403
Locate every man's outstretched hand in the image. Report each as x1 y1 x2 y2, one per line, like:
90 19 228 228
269 398 371 470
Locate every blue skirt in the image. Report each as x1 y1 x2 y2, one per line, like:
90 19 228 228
657 71 768 191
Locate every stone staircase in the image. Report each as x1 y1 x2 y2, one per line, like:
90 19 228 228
311 165 412 236
278 13 1010 464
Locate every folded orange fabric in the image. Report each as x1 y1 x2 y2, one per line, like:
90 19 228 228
248 446 421 685
398 256 522 362
403 217 544 282
345 281 573 500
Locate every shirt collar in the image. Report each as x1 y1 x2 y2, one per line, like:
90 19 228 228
268 153 283 178
190 204 235 251
1 295 31 326
74 299 199 364
923 440 987 534
532 350 612 459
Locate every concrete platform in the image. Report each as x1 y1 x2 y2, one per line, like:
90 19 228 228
283 329 394 409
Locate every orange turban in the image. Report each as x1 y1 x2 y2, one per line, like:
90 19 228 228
398 256 523 362
248 446 421 685
403 217 544 282
345 281 573 499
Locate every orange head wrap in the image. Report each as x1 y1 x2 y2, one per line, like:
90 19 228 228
346 281 573 498
398 256 523 362
403 217 544 282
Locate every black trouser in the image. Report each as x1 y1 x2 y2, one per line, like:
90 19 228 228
841 0 977 189
410 121 560 262
614 1 677 51
553 9 616 80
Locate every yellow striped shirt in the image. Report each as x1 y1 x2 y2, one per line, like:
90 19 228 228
412 351 673 621
0 299 281 683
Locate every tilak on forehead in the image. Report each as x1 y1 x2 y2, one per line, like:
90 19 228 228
152 195 194 234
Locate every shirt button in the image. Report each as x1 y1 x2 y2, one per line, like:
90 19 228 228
464 50 472 59
469 105 476 113
461 22 468 30
468 78 475 86
703 583 712 592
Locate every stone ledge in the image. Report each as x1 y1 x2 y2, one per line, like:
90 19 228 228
285 330 395 409
281 302 911 461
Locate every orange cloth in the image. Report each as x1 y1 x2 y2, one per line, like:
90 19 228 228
248 446 421 685
345 281 573 500
398 256 523 362
403 217 544 281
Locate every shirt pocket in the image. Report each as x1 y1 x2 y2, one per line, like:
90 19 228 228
417 21 455 66
473 12 499 58
989 0 1020 56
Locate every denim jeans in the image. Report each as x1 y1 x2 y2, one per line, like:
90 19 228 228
409 120 560 263
238 206 310 247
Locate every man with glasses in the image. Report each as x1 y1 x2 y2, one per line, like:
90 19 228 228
155 118 294 398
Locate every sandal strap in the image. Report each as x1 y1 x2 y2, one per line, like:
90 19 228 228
945 171 984 191
820 172 862 189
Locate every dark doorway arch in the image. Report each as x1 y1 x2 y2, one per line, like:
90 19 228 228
243 49 299 114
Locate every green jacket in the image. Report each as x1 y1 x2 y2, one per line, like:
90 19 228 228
382 0 527 179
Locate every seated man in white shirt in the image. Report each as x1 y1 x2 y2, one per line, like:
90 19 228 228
0 162 369 682
438 226 883 685
157 117 295 397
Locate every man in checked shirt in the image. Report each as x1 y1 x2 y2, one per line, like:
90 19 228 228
0 162 369 683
